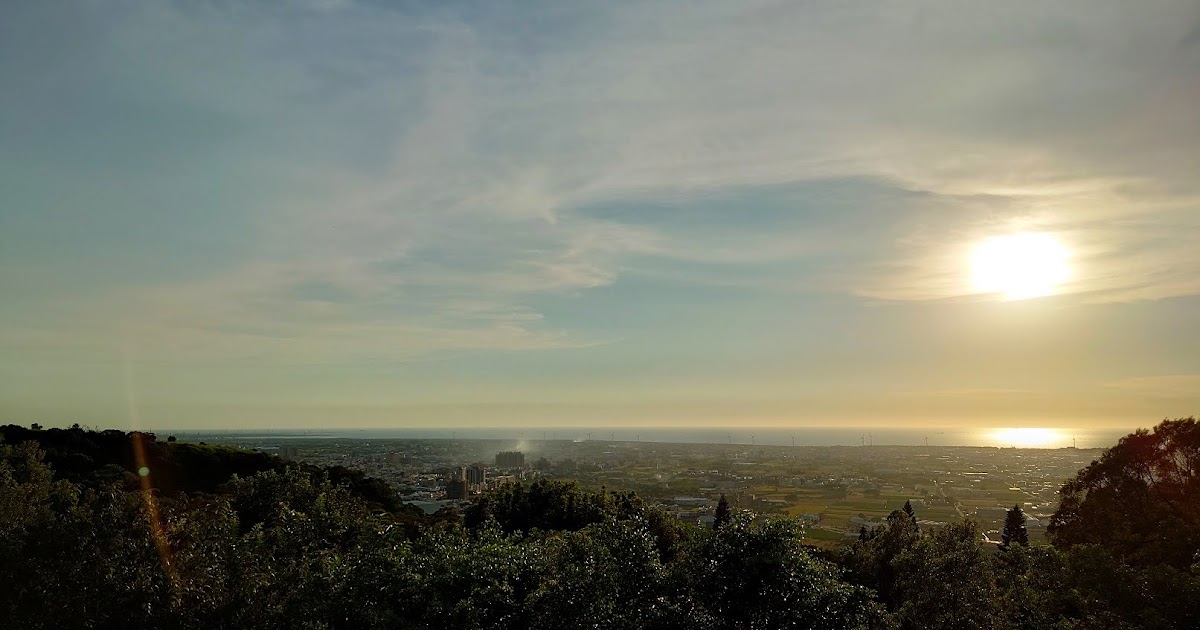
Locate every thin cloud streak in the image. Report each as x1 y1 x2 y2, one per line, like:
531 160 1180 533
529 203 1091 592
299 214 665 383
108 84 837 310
2 0 1198 381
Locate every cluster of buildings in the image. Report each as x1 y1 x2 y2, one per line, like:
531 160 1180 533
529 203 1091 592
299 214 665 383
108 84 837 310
494 451 525 468
442 464 491 500
215 435 1096 546
403 451 534 511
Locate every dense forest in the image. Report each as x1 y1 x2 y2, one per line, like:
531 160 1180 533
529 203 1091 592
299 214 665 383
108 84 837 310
1 419 1197 629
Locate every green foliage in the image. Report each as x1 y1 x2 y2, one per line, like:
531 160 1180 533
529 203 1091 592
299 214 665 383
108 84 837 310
4 422 1200 629
839 509 920 610
714 493 732 529
0 441 173 629
527 521 672 628
463 478 682 562
994 544 1200 630
0 423 286 494
1049 417 1200 568
1002 504 1029 548
902 499 918 533
0 424 413 517
892 520 1001 630
465 478 619 533
0 433 882 629
673 513 883 629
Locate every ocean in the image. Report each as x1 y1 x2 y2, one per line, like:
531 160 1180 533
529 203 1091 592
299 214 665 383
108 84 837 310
169 426 1134 449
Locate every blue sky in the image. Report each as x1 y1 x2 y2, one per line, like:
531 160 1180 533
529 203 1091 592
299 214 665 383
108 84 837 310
2 0 1199 429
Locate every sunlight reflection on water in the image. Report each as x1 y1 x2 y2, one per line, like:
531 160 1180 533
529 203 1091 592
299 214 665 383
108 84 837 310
174 426 1129 449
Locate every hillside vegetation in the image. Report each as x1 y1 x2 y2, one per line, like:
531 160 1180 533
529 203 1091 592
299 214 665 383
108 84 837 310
1 419 1197 629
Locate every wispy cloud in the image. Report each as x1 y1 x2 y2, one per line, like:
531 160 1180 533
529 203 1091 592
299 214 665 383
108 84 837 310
3 0 1199 370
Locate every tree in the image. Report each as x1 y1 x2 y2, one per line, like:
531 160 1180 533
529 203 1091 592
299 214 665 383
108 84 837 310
893 520 1003 629
1049 417 1200 567
0 441 175 629
903 499 918 530
527 520 671 628
1002 504 1029 548
838 508 920 611
466 479 619 534
675 514 882 629
713 494 731 530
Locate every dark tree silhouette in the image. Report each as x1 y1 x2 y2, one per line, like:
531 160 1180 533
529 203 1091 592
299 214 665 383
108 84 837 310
714 494 732 530
1049 417 1200 567
902 499 918 531
1001 504 1028 548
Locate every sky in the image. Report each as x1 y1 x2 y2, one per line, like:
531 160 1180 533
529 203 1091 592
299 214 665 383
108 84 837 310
2 0 1199 432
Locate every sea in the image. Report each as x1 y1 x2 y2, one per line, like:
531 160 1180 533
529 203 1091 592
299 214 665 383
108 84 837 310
169 426 1134 450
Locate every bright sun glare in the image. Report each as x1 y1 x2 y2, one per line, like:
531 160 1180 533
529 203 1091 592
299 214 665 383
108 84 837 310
990 427 1062 448
971 233 1069 300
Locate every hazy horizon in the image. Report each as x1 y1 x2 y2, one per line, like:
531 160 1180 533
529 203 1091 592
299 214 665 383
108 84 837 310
23 423 1133 451
3 1 1198 432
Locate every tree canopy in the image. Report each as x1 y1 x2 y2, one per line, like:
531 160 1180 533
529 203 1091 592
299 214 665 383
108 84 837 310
1049 417 1200 567
3 422 1200 629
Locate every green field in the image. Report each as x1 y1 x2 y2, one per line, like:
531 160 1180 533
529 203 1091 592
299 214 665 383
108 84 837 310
921 506 960 523
762 487 969 536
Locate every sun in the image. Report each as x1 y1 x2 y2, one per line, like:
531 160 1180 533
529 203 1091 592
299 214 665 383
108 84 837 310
989 427 1062 448
971 233 1069 300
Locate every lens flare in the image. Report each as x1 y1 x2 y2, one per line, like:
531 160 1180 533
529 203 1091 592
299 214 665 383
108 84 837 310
124 352 179 593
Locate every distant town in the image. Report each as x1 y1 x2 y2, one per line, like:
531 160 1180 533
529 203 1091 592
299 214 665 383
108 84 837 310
184 433 1100 548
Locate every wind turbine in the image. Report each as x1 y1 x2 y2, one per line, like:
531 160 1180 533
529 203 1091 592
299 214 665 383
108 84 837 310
791 434 796 447
751 434 756 446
